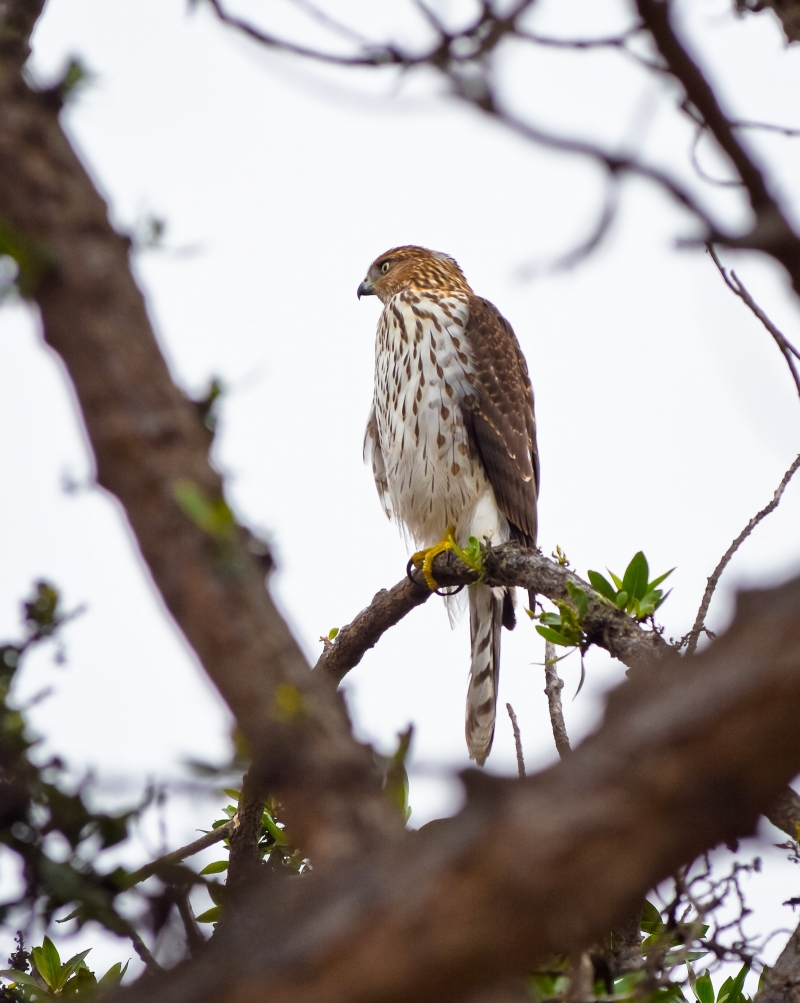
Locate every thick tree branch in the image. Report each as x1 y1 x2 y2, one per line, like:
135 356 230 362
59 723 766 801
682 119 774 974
0 38 401 865
115 571 800 1003
756 919 800 1003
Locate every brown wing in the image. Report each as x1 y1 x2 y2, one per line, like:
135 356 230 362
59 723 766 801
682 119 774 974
462 296 539 546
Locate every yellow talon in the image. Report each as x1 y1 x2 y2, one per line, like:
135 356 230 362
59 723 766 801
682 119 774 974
411 526 458 591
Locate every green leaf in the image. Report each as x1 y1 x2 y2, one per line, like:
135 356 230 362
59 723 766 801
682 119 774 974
33 937 61 989
195 907 221 924
640 899 663 933
615 591 629 609
725 963 750 1003
648 567 675 590
622 551 649 601
199 860 228 875
0 969 42 989
222 789 240 801
566 581 588 620
694 971 715 1003
327 627 339 640
57 950 92 990
588 571 617 602
608 569 624 591
262 809 289 845
535 625 573 646
97 961 128 993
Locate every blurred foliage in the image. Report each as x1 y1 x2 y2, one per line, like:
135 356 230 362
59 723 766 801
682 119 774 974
0 582 141 938
195 791 304 926
0 223 53 299
0 934 126 1000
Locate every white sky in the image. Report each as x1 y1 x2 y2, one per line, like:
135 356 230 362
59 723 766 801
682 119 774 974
1 0 800 982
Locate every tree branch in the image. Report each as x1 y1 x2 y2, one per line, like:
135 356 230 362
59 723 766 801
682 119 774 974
114 569 800 1003
225 771 264 898
636 0 800 295
544 643 572 760
707 244 800 397
686 452 800 656
316 544 669 684
126 821 236 887
505 703 526 778
0 47 401 866
755 918 800 1003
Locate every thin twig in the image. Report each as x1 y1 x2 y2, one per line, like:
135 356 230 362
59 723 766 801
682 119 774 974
125 820 236 886
707 244 800 398
686 453 800 656
544 642 571 759
505 703 526 778
128 929 161 973
175 889 205 957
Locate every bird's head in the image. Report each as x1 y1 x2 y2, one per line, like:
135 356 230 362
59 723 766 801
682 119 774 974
357 245 471 303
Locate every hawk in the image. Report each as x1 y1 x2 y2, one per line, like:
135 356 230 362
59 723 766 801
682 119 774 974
358 245 539 766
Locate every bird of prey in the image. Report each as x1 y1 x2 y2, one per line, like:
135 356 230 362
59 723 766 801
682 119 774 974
358 245 539 766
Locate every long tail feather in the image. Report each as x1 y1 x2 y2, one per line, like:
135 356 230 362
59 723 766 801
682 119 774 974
465 584 502 766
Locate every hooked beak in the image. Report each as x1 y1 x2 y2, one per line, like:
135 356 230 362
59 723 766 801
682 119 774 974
357 279 375 300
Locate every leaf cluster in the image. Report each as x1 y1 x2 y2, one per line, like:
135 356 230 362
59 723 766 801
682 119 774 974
0 936 126 1001
588 552 672 621
535 581 588 648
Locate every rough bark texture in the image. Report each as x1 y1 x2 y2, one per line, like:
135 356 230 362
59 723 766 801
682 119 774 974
757 921 800 1003
115 573 800 1003
0 3 401 866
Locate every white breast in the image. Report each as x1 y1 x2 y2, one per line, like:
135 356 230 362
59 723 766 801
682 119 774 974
371 291 495 549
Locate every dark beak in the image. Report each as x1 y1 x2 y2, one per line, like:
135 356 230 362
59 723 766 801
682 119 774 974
357 280 374 300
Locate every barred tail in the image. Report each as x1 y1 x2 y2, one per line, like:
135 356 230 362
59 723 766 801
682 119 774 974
465 583 503 766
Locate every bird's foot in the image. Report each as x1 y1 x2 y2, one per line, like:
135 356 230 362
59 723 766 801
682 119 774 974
409 526 459 591
409 527 485 591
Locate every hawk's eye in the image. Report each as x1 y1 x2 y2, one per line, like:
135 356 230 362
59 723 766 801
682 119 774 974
380 261 391 274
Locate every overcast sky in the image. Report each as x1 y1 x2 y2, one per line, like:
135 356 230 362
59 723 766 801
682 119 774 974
2 0 800 979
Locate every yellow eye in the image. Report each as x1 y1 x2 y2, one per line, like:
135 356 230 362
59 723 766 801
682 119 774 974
380 261 391 274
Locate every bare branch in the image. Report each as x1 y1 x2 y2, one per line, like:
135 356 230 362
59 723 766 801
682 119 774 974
635 0 800 296
175 890 205 958
315 576 431 684
126 821 236 887
686 452 800 656
516 25 643 49
505 703 526 778
708 244 800 397
544 642 572 760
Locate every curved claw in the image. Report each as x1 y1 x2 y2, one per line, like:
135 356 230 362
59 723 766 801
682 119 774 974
408 526 458 591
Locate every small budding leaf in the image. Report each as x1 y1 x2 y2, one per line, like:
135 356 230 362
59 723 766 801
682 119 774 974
200 860 228 875
328 627 339 640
